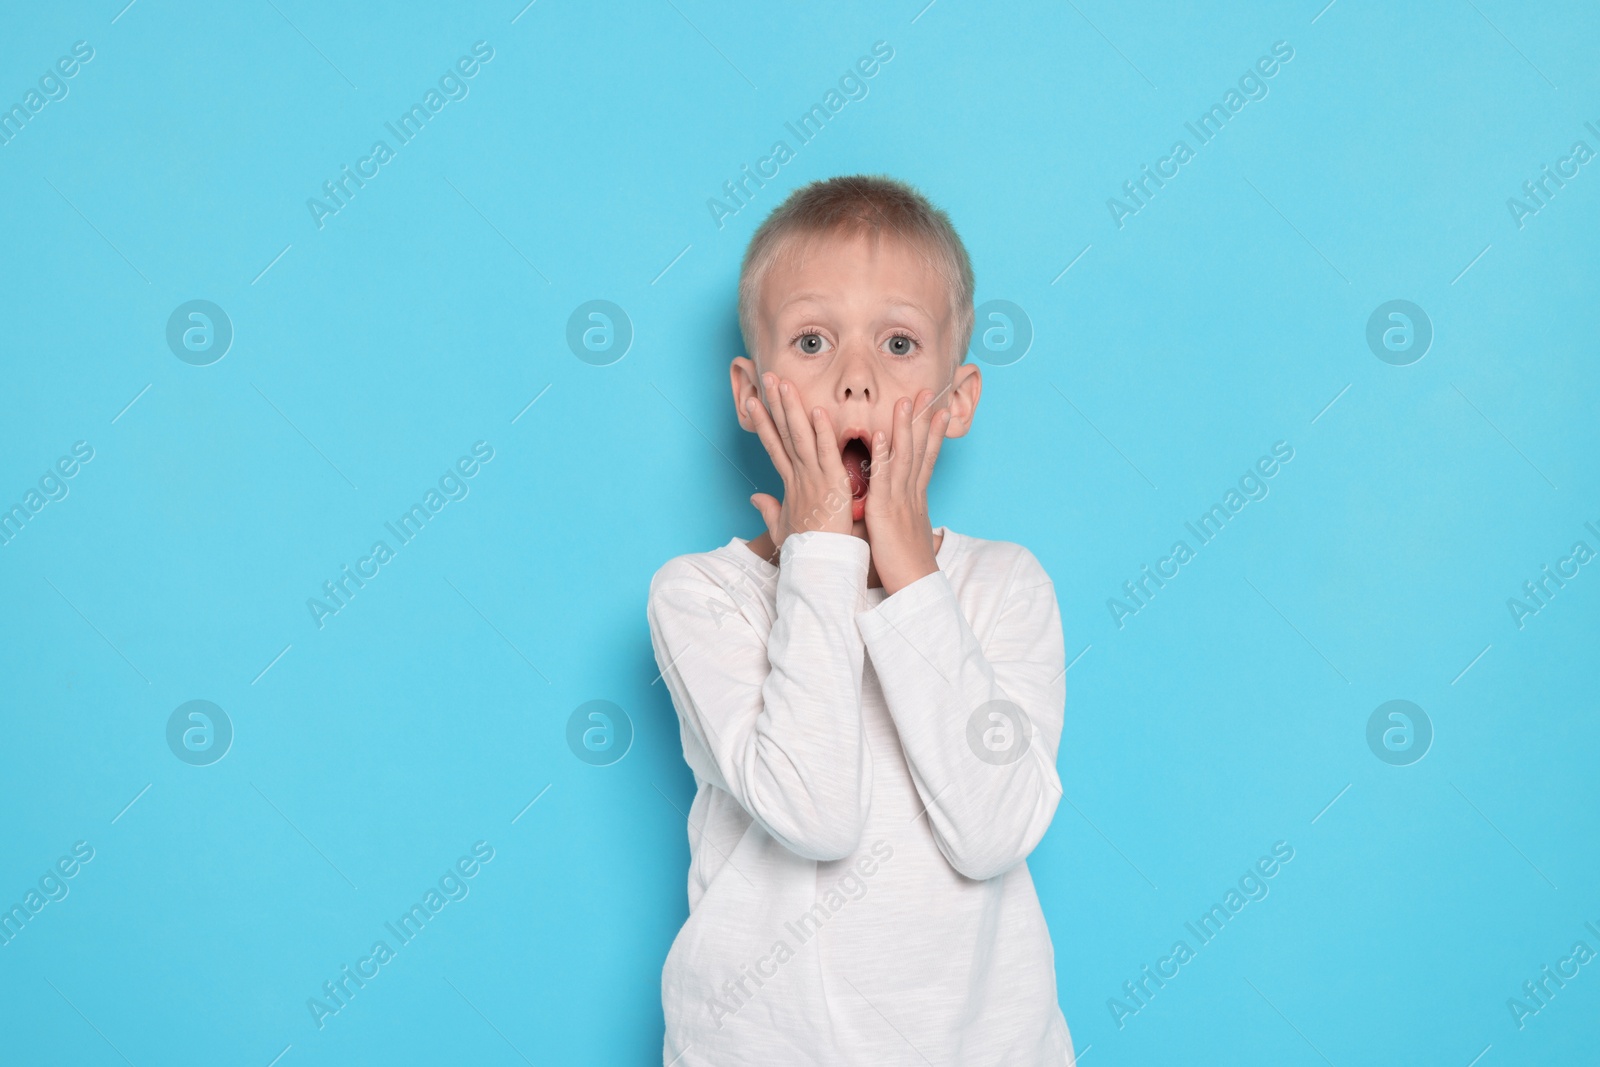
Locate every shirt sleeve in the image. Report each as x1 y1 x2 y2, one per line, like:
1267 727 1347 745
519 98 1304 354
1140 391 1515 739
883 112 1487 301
647 530 875 862
855 547 1065 881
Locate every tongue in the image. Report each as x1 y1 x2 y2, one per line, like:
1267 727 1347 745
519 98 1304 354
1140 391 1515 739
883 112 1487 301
842 439 870 499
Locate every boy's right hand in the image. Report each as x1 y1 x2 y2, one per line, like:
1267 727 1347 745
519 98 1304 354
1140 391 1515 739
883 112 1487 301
745 371 853 550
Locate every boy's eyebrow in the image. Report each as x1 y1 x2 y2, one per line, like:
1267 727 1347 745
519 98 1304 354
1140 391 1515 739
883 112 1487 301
776 290 832 306
776 293 939 319
882 299 937 318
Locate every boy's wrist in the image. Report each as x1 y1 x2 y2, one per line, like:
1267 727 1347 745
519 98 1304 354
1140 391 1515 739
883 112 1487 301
878 563 938 597
779 528 871 565
868 530 939 596
873 544 939 596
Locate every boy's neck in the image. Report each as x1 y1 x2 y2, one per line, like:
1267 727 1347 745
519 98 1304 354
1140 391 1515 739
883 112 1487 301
744 525 942 589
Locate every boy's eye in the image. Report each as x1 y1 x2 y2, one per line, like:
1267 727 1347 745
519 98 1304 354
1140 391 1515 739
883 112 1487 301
885 334 916 357
795 333 830 355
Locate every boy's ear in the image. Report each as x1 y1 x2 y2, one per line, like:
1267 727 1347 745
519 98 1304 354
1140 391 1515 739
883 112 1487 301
941 360 982 438
731 356 761 432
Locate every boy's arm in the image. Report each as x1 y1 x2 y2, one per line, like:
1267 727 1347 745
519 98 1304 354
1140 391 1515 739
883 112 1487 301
855 546 1065 881
647 530 874 862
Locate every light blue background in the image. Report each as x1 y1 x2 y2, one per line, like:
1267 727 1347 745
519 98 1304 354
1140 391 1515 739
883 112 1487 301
2 1 1597 1063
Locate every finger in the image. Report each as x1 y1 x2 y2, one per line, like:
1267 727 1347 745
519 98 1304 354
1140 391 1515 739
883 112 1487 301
916 379 955 422
809 403 844 479
918 405 951 497
767 374 804 470
776 377 817 470
914 377 955 487
910 387 934 476
744 389 794 485
869 419 892 499
746 389 790 473
891 394 914 494
761 372 791 454
748 491 781 534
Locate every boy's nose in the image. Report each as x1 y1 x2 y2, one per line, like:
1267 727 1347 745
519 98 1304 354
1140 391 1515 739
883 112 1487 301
836 338 876 402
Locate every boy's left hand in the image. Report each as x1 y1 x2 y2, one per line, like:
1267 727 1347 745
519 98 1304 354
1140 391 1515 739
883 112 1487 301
865 388 952 596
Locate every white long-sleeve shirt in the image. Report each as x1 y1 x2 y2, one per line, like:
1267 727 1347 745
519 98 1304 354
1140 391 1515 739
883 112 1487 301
647 526 1075 1066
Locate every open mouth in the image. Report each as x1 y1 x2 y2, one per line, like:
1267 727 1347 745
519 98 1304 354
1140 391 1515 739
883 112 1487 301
841 436 871 500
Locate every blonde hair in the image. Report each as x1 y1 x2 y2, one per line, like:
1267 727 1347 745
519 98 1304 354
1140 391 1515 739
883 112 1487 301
737 174 975 366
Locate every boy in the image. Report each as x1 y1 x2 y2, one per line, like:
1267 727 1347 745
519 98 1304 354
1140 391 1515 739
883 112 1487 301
647 175 1074 1065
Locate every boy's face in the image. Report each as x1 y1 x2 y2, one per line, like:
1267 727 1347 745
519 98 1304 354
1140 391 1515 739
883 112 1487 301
731 228 982 529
